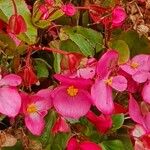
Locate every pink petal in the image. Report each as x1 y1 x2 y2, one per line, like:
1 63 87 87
133 71 149 83
77 66 96 79
86 111 112 133
134 140 145 150
91 79 114 114
67 137 78 150
142 82 150 104
79 141 102 150
52 117 70 134
132 124 146 138
0 74 22 86
0 87 21 117
53 86 92 119
54 74 93 89
129 94 143 125
25 113 45 135
111 75 127 91
120 63 137 75
96 50 118 79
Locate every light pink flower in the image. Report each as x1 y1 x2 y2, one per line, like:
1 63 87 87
21 89 52 135
52 74 92 119
112 6 126 27
52 116 70 134
0 74 21 117
120 54 150 83
86 111 112 133
61 3 77 16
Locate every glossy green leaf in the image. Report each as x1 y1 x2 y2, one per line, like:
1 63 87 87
0 0 37 44
111 114 124 131
111 40 130 64
101 140 125 150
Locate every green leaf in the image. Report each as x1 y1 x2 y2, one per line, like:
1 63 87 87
2 141 23 150
101 140 125 150
111 114 124 131
53 53 62 73
0 0 37 44
34 58 50 78
60 40 81 53
64 26 103 56
112 30 150 56
110 40 130 64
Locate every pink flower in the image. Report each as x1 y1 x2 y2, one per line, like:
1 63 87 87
67 137 102 150
86 111 112 133
20 89 52 135
39 4 50 20
120 54 150 83
52 116 70 134
52 74 92 119
112 6 126 27
61 3 77 16
0 74 21 117
129 94 150 133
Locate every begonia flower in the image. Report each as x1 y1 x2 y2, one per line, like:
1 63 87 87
112 6 126 27
61 3 77 16
120 54 150 83
20 89 52 135
52 74 92 119
0 74 22 117
142 81 150 104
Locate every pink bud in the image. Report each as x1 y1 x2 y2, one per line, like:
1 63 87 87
45 0 54 5
61 3 77 16
39 5 49 20
112 6 126 27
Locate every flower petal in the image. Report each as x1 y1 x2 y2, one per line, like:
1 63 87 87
133 71 149 83
111 75 127 91
91 79 114 114
25 113 45 135
54 74 93 89
0 74 22 86
53 86 92 119
67 137 78 150
79 141 102 150
142 82 150 104
129 94 143 125
0 87 21 117
96 50 118 79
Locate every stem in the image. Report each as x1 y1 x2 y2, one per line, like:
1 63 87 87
76 6 90 10
12 0 18 15
31 46 70 55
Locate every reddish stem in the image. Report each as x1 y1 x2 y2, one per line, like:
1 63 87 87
76 6 90 10
12 0 18 15
31 46 70 55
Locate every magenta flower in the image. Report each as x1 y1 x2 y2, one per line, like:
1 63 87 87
120 54 150 83
0 74 21 117
61 3 77 16
112 6 126 27
20 89 52 135
129 94 150 133
52 74 92 119
91 50 127 114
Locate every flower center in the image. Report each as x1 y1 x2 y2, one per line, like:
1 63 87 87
67 85 78 97
27 103 37 113
130 62 139 69
104 77 113 86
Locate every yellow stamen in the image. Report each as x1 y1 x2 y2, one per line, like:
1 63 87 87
130 62 139 69
27 103 37 113
67 85 78 97
104 77 113 86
